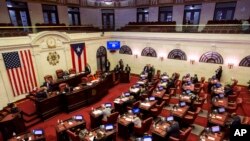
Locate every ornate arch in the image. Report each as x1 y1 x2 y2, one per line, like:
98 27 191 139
167 49 187 60
96 46 107 57
141 47 157 57
239 55 250 67
119 45 132 55
199 51 223 64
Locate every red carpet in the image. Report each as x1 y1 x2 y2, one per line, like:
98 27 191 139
16 99 36 115
15 77 250 141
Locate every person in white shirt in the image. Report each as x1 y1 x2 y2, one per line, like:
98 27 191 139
132 115 142 128
101 104 112 121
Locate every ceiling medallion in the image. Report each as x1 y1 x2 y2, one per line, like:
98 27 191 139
47 52 60 66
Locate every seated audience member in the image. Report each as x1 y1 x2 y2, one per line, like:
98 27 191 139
101 104 112 122
87 74 96 81
132 115 142 128
143 64 150 74
192 74 199 84
40 78 53 92
62 84 73 93
125 64 131 73
7 103 19 113
85 63 91 74
182 73 191 83
183 81 194 92
166 121 180 139
224 84 233 97
230 113 241 126
166 78 175 93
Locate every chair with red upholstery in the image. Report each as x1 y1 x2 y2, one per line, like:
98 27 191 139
59 83 67 92
56 69 64 79
102 112 119 125
133 117 153 136
150 101 165 117
183 107 201 127
66 130 80 141
69 68 76 74
170 127 192 141
242 117 250 125
228 94 237 102
226 102 237 113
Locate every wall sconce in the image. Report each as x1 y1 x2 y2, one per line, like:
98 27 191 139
228 63 234 69
134 54 138 58
190 59 195 64
160 57 164 61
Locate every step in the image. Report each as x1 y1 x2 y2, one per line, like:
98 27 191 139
23 114 39 122
25 118 42 128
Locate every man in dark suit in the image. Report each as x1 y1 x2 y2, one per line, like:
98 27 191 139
215 66 223 81
166 121 180 139
143 64 149 73
105 59 111 72
125 64 131 73
40 78 53 92
192 74 199 84
230 113 241 126
85 63 91 74
148 65 153 82
119 59 124 71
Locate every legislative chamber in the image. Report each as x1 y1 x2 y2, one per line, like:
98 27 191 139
0 0 250 141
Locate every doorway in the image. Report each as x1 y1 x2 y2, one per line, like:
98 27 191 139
183 5 201 32
96 46 107 72
102 9 115 31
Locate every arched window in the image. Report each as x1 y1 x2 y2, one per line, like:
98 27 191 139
119 45 132 55
239 55 250 67
199 51 223 64
96 46 107 57
167 49 187 60
141 47 157 57
96 46 107 71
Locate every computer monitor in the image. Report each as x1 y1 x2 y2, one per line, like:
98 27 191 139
158 86 163 91
211 126 220 133
149 96 155 101
124 92 130 97
162 79 167 82
179 102 186 107
143 135 152 141
166 116 174 122
132 108 140 114
105 103 112 108
219 94 224 98
218 107 225 113
105 124 114 131
74 115 83 121
33 129 43 135
186 90 191 94
135 84 140 88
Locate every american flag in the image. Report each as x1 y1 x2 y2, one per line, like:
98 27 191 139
2 50 37 97
70 43 87 72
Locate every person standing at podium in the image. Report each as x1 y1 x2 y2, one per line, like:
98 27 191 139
125 64 131 73
119 59 124 71
85 63 91 74
40 78 53 92
105 59 111 72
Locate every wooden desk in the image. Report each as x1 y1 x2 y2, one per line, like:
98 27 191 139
35 93 62 120
172 106 190 118
152 90 166 99
179 95 192 103
55 117 86 141
139 100 157 111
51 72 88 90
200 131 224 141
8 132 45 141
213 98 228 108
0 112 26 140
114 96 135 114
152 120 170 140
90 108 104 129
83 127 116 141
120 71 130 83
117 114 134 139
208 112 229 126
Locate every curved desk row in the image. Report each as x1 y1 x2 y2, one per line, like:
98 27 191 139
34 72 120 120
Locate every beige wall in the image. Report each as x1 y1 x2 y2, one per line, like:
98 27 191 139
149 7 159 22
0 0 10 23
115 8 136 29
57 5 69 25
199 2 216 31
28 2 44 26
80 8 102 27
172 5 184 31
235 0 250 20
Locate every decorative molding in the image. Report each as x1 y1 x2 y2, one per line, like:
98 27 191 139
47 51 60 66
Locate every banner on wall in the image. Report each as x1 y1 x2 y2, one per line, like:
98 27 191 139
70 43 87 72
2 50 37 97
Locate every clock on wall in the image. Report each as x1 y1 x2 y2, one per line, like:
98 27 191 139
46 37 56 48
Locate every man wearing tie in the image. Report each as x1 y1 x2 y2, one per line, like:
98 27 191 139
41 78 53 92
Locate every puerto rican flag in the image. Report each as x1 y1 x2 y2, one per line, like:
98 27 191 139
70 43 87 72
